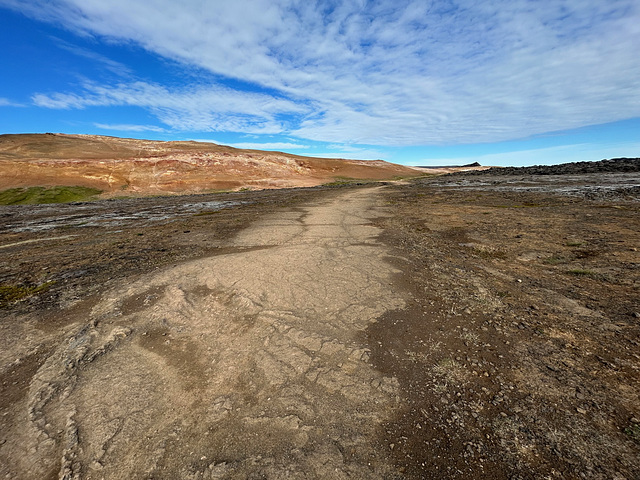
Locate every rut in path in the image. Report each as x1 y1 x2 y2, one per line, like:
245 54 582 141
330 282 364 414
5 187 408 479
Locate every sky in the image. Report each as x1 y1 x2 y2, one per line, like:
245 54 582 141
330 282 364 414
0 0 638 167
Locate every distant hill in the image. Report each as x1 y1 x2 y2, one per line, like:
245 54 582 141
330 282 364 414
414 162 482 169
0 133 420 197
407 161 490 175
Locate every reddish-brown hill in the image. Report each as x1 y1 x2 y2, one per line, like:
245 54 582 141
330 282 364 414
0 133 419 196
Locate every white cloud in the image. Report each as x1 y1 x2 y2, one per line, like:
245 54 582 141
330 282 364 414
94 123 165 132
0 97 23 107
305 146 387 161
190 139 310 150
33 81 307 133
224 142 310 150
8 0 640 144
53 38 132 76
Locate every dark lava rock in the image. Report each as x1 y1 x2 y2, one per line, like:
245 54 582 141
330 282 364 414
460 157 640 176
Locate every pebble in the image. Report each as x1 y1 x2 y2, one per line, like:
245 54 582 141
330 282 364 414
577 407 587 414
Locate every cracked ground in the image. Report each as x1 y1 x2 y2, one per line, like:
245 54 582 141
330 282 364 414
1 174 639 479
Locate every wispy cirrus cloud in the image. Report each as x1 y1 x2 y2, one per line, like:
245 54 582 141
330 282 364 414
94 123 165 132
216 142 310 151
53 37 132 77
6 0 640 145
0 97 23 107
33 81 308 134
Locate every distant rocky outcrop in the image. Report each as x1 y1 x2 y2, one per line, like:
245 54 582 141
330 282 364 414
0 133 418 196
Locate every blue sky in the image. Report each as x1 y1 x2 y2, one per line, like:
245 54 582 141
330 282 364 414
0 0 638 166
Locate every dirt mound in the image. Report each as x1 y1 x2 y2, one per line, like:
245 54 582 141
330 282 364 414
0 133 418 196
461 157 640 176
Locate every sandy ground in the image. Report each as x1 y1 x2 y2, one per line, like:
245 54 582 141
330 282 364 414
1 173 639 479
1 187 408 479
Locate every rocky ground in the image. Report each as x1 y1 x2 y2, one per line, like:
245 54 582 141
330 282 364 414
0 165 639 479
374 170 640 479
462 157 640 176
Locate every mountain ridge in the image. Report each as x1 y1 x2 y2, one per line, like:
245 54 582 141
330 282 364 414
0 133 419 196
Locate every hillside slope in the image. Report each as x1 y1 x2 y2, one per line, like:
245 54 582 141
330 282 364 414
0 133 418 195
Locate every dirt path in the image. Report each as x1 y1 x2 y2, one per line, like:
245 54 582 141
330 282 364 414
2 187 408 479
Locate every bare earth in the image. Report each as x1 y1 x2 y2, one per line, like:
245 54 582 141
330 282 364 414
1 172 639 479
0 134 418 195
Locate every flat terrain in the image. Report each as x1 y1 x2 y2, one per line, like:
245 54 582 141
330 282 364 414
1 171 639 479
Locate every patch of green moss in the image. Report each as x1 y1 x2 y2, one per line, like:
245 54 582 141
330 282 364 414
624 423 640 443
0 186 102 205
566 269 598 278
543 255 566 265
0 282 54 308
323 177 377 186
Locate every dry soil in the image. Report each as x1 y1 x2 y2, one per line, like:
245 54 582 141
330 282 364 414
1 173 639 479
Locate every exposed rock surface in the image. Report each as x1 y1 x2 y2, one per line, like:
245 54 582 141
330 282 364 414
0 133 418 196
461 157 640 176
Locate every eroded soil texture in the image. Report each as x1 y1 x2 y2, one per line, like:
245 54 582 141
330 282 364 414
1 171 639 479
372 171 640 479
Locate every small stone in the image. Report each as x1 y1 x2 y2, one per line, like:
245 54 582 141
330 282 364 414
577 407 587 414
632 312 640 319
630 417 640 424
